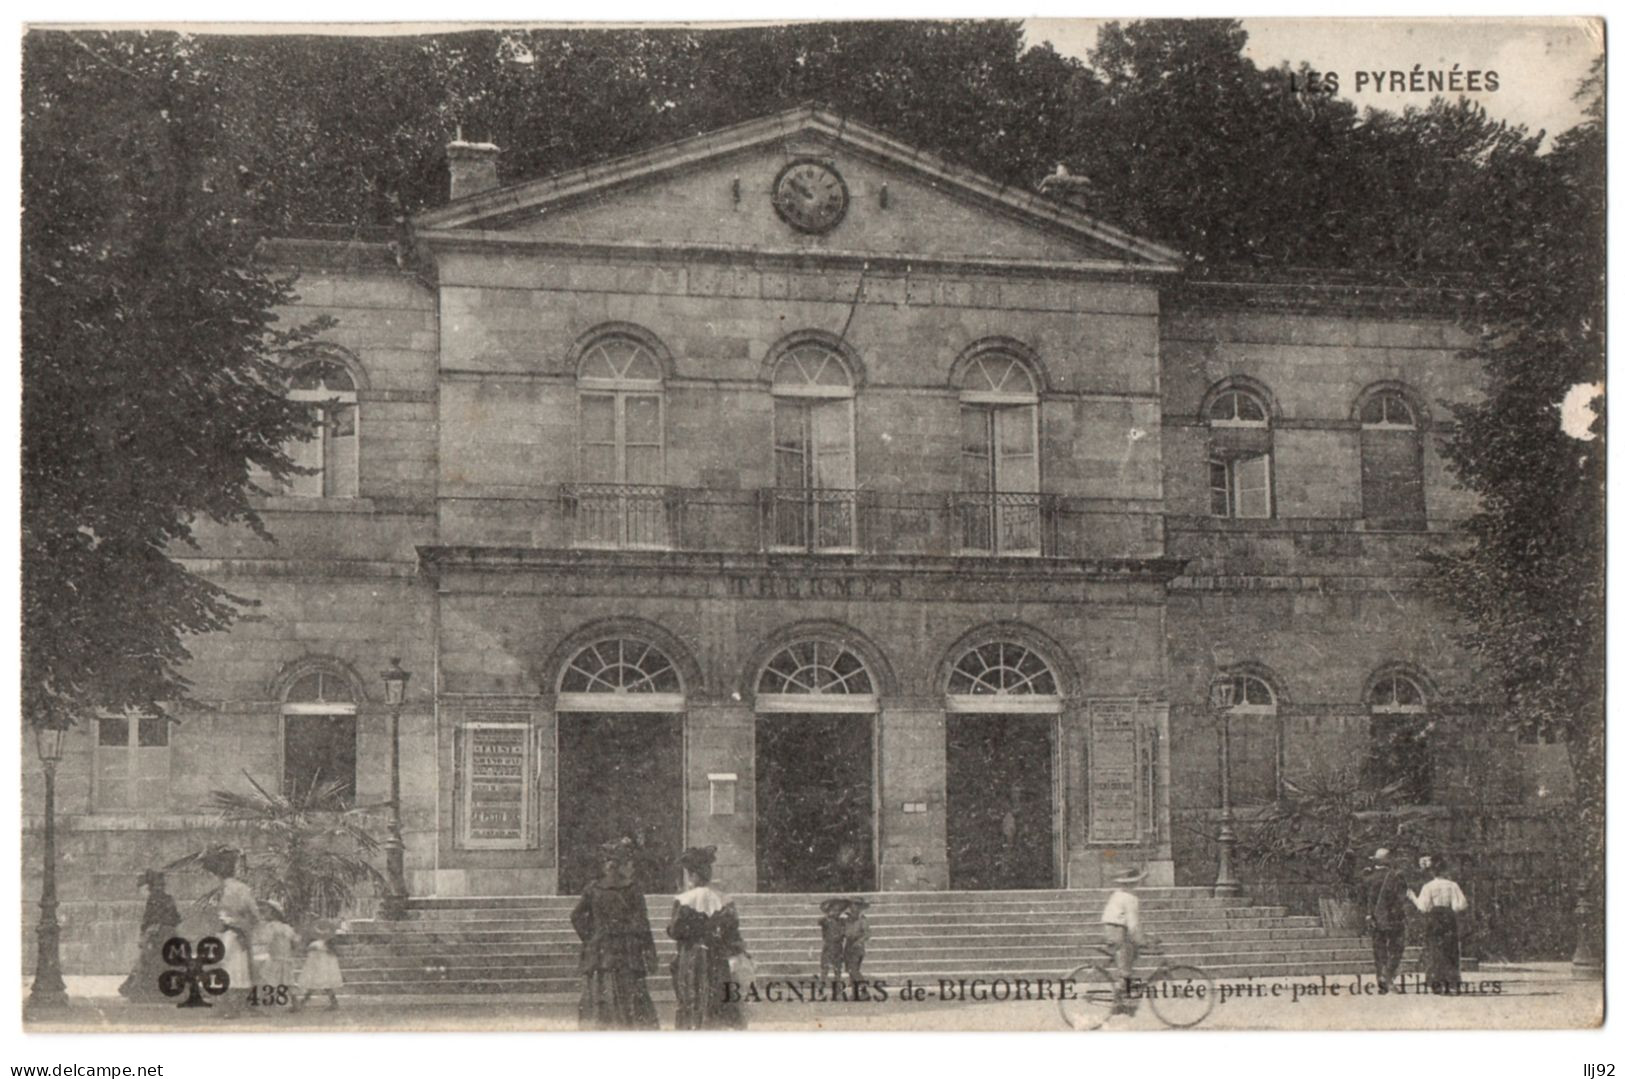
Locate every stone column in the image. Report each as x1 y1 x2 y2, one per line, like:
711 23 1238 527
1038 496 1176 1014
685 699 757 892
877 699 948 890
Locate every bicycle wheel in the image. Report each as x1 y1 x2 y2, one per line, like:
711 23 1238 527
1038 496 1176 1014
1057 963 1117 1030
1147 964 1215 1028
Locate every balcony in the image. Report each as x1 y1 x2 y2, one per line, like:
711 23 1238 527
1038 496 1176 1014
560 484 677 549
558 484 1071 558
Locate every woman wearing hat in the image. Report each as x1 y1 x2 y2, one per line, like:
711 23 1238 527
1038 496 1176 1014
201 847 258 1017
117 869 181 1002
668 846 747 1030
571 838 660 1029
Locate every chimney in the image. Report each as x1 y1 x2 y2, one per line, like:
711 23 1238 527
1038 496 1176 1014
1037 163 1095 212
447 135 502 201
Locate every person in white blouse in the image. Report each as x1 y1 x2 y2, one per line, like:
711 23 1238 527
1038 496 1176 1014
1100 868 1147 1014
1408 856 1469 991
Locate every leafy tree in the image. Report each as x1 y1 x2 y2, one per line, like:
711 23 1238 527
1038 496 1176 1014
1428 58 1606 954
23 31 322 733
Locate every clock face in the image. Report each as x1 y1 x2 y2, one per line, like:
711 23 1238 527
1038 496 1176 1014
772 159 850 234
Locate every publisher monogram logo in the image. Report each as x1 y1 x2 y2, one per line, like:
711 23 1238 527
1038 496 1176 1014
158 936 230 1008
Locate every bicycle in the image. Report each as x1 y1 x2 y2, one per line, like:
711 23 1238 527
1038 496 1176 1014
1057 940 1216 1030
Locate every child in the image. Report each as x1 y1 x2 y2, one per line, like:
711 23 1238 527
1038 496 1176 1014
817 898 871 982
841 898 871 982
251 901 301 1001
294 917 345 1010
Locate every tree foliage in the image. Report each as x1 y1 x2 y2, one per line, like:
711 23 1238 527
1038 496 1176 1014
23 32 325 732
1427 59 1606 915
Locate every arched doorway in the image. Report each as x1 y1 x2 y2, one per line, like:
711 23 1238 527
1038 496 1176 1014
944 641 1062 890
555 638 686 894
754 640 877 892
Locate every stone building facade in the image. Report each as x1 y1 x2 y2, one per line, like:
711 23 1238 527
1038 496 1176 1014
24 107 1573 974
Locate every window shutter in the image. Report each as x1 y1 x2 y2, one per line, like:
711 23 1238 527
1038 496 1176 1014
1360 428 1425 529
1233 454 1272 518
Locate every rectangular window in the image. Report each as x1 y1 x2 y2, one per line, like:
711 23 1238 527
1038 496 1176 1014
1360 428 1426 529
1209 453 1272 519
770 397 855 551
282 713 358 805
959 404 1040 554
283 403 360 499
94 714 171 812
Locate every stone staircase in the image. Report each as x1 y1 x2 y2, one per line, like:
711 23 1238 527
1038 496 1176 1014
340 887 1376 998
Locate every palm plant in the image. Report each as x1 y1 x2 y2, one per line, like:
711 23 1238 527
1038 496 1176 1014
1231 764 1419 927
170 771 386 923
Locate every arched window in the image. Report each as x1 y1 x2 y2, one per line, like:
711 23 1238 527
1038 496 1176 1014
755 640 876 712
1205 385 1272 519
946 642 1061 711
1358 388 1426 530
770 342 856 552
955 351 1042 555
282 664 358 804
1367 670 1431 804
1212 671 1282 805
576 334 667 548
285 356 359 499
558 638 684 711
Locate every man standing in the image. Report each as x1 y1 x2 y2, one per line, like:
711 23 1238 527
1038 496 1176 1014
1362 847 1410 991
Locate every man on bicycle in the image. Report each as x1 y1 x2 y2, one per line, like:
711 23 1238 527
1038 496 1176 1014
1101 867 1148 1014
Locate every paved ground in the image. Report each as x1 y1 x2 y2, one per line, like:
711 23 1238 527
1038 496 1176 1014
24 965 1603 1032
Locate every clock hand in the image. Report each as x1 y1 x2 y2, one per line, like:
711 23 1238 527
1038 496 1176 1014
789 177 815 202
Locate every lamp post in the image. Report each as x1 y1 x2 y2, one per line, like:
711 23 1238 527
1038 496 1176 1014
27 722 70 1015
1210 678 1242 897
379 659 412 920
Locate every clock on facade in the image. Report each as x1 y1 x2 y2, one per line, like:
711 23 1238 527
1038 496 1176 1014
771 159 850 234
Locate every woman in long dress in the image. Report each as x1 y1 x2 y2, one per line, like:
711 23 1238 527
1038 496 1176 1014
202 847 258 1017
118 869 181 1002
1409 856 1469 991
572 838 659 1030
668 845 747 1030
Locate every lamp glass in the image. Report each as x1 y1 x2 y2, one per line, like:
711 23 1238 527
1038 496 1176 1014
35 724 66 763
381 659 411 706
1210 679 1237 710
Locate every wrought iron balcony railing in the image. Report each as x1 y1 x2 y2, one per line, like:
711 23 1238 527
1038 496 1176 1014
949 490 1055 557
760 487 860 553
561 483 678 549
554 485 1070 557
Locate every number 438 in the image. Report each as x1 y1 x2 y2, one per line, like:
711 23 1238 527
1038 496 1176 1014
248 985 291 1006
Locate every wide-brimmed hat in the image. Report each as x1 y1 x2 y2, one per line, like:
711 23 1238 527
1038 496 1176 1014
677 845 717 873
1371 848 1392 864
820 898 852 915
198 847 241 878
260 899 286 920
1112 868 1148 885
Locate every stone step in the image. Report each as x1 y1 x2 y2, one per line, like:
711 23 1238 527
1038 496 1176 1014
341 959 1385 996
359 906 1295 932
343 918 1325 949
343 940 1371 975
342 926 1345 957
405 888 1220 911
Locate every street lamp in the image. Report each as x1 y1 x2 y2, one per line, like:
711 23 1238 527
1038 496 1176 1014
27 721 71 1015
379 659 412 920
1210 678 1242 898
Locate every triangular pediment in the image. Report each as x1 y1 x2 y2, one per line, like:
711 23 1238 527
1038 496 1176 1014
413 106 1182 269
